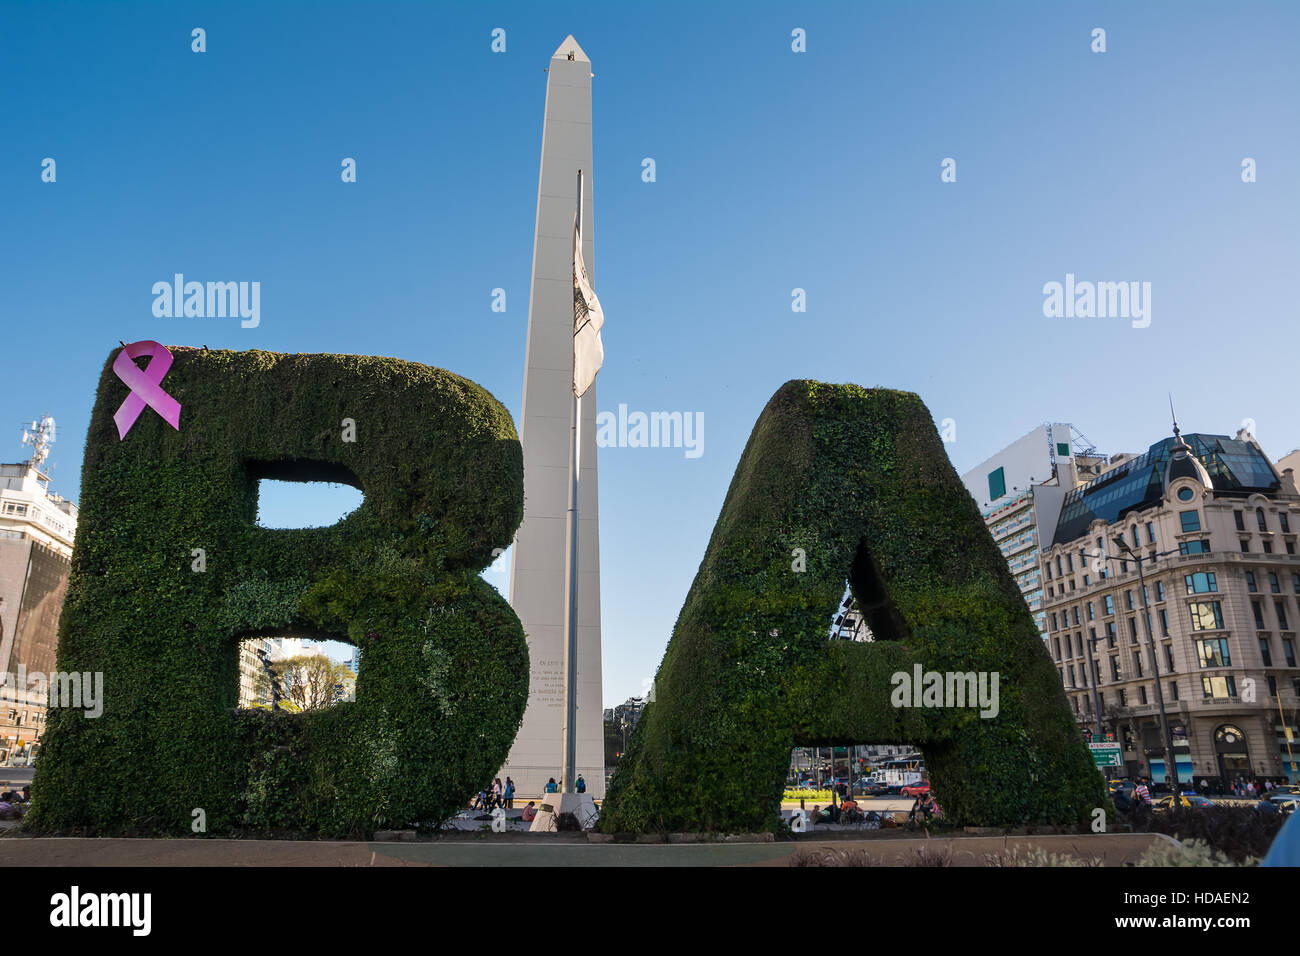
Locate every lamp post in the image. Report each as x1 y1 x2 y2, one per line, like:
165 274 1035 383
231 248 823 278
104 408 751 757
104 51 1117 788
1106 536 1184 795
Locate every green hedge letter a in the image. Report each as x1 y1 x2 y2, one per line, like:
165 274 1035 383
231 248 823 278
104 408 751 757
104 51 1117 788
601 381 1107 833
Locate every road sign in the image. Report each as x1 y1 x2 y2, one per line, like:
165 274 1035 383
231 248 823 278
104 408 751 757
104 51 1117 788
1088 742 1122 768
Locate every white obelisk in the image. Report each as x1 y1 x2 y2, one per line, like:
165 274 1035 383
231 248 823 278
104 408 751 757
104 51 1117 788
503 35 604 800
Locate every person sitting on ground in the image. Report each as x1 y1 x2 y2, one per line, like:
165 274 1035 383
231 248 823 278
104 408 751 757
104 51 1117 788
840 797 859 823
521 801 537 823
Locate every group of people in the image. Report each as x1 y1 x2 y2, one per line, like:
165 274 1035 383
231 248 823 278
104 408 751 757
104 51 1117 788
1217 777 1279 799
0 786 30 820
801 784 939 830
471 777 516 812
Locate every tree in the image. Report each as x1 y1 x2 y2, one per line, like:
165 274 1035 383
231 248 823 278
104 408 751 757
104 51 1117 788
255 655 354 712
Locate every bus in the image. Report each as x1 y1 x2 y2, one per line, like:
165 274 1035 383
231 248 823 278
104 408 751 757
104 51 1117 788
870 755 925 788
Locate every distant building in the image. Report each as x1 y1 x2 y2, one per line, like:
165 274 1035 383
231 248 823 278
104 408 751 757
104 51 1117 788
613 697 645 732
1042 424 1300 785
237 638 272 708
960 424 1103 639
0 420 78 766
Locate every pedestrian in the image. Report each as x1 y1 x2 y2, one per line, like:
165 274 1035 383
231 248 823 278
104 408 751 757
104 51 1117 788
545 777 558 794
1198 777 1208 797
504 776 515 808
1134 778 1152 806
492 777 503 806
575 774 586 794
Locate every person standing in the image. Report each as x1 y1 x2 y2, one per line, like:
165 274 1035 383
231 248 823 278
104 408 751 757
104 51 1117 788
1134 778 1152 806
575 774 586 794
504 777 515 808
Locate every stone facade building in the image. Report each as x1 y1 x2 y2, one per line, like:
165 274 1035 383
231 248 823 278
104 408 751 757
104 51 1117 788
1041 426 1300 787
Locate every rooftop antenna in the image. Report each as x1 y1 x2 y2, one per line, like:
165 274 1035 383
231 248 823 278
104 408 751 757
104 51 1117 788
21 414 56 470
1169 393 1180 440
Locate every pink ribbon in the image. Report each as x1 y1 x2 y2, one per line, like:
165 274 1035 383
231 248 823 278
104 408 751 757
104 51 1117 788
112 340 182 439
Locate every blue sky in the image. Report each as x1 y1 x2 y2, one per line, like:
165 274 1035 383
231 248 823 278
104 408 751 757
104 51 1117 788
3 2 1298 706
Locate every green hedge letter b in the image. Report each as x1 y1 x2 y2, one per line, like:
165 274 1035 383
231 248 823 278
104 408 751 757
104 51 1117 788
30 348 528 836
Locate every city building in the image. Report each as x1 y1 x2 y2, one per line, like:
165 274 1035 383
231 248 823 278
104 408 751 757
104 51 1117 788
237 638 272 708
960 424 1104 639
1042 423 1300 785
0 417 77 766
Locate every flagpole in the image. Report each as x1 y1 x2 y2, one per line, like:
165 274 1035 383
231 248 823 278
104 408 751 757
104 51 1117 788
561 168 583 794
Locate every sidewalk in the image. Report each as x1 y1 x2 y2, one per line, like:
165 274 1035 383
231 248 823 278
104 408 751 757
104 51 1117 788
0 832 1169 867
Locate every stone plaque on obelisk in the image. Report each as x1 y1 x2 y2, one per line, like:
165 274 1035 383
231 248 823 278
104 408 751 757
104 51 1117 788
502 35 604 799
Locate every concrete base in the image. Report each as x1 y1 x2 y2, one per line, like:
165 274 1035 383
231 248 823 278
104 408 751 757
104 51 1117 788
529 792 599 832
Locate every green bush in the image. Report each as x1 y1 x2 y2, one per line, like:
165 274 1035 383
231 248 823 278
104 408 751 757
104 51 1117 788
27 348 527 836
601 381 1109 833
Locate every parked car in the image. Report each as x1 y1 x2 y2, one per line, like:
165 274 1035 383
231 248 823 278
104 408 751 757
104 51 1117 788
900 781 931 798
1153 795 1216 812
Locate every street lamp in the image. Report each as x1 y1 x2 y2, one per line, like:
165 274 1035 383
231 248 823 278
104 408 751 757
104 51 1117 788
1106 534 1184 796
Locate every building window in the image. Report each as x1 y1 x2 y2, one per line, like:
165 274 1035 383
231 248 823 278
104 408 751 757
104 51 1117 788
1260 636 1273 667
1281 512 1291 533
1105 621 1116 644
1180 540 1211 555
988 467 1006 502
1293 572 1300 594
1234 510 1246 531
1257 507 1268 532
1083 574 1090 586
1170 680 1179 701
1110 655 1121 681
1180 511 1201 533
1286 639 1297 668
1146 522 1156 544
1241 539 1250 553
1139 685 1148 705
1118 688 1127 706
1270 572 1282 594
1164 644 1175 672
1197 638 1231 668
1054 636 1061 660
1155 581 1165 602
1184 572 1217 594
1177 487 1194 502
1278 602 1291 631
1051 612 1058 631
1201 675 1237 699
1158 609 1169 637
1068 664 1076 687
1072 607 1080 626
1067 554 1074 572
1253 600 1267 630
1125 590 1134 610
1135 650 1144 677
1131 525 1140 548
1104 595 1115 615
1268 676 1278 697
1127 618 1137 643
1264 540 1273 554
1246 572 1258 592
1065 633 1073 657
1087 602 1095 621
1288 542 1296 555
1189 601 1225 631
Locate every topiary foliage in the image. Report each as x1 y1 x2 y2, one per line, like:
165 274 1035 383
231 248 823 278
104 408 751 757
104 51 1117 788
27 347 527 837
600 381 1109 833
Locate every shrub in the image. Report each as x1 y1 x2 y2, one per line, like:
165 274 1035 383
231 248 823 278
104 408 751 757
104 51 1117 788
601 381 1109 833
27 348 527 836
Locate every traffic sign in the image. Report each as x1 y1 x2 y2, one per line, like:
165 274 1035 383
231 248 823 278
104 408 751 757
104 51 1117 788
1088 742 1122 768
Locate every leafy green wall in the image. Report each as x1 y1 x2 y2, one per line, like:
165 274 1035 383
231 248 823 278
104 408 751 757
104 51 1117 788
600 381 1109 833
27 348 527 836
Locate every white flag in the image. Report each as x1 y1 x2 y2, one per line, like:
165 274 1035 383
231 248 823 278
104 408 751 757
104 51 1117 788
573 211 604 397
